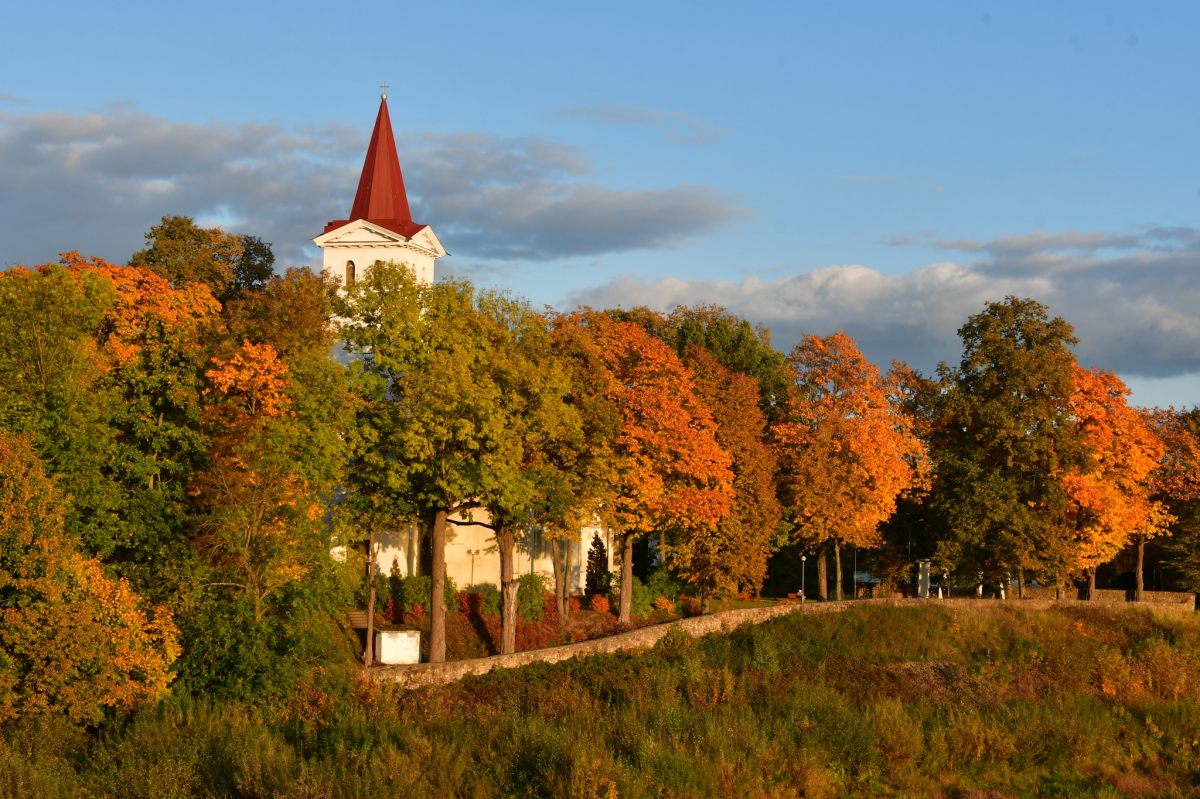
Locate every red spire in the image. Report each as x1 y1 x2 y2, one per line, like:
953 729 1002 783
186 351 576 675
349 97 412 222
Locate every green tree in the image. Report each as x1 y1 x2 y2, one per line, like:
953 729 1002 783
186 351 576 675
128 215 245 301
929 297 1085 593
0 265 126 557
339 261 534 661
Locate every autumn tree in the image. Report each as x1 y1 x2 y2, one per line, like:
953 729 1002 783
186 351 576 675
0 264 121 556
775 332 922 601
671 347 782 599
553 312 733 623
0 433 179 724
612 304 792 420
929 297 1086 594
190 340 307 619
128 215 263 302
1145 408 1200 598
1063 367 1171 599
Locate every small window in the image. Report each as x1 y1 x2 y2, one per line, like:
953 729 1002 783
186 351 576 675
346 261 356 286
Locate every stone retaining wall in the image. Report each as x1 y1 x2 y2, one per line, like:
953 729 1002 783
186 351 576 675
369 596 1195 689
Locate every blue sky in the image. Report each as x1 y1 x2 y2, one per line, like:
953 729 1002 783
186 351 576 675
2 1 1198 405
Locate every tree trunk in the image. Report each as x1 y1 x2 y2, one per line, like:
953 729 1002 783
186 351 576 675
619 533 634 624
364 529 376 669
550 537 571 626
562 539 573 623
1088 566 1097 600
1136 534 1146 602
701 590 710 615
817 546 828 601
1017 567 1026 600
834 540 843 602
498 525 518 655
429 510 447 663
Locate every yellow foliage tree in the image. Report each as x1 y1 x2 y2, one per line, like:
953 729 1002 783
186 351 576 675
0 433 179 724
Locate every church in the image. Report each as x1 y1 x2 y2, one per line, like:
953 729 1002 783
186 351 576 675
315 91 612 595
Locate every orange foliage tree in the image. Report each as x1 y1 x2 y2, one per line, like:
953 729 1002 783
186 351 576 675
673 347 782 599
553 312 733 622
57 251 221 493
775 331 923 601
189 340 315 623
0 433 178 724
1063 366 1171 599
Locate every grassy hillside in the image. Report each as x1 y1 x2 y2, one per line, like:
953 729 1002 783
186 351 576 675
5 603 1200 798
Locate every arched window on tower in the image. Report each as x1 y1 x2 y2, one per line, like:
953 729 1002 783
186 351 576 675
345 261 356 286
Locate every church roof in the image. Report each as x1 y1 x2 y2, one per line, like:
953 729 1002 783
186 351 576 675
323 96 427 239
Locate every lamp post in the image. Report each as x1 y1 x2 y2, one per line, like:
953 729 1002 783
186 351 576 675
800 555 807 603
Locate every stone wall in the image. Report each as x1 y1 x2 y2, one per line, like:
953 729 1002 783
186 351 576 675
369 596 1196 690
1020 586 1195 607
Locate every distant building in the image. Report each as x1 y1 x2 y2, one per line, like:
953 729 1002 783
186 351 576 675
321 92 609 594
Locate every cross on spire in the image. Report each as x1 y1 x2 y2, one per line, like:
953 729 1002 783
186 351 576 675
380 81 389 99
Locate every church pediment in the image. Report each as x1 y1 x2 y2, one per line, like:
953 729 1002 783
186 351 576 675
315 220 405 246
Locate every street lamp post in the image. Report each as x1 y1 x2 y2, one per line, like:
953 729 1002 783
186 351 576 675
801 555 807 603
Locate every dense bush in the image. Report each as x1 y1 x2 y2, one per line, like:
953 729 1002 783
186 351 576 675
644 568 686 603
391 573 457 617
517 573 547 621
609 573 653 618
589 594 609 614
7 605 1200 797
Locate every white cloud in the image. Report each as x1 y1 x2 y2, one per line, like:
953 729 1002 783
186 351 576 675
565 226 1200 382
0 106 747 268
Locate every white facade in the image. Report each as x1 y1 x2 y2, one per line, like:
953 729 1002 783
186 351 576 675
371 510 616 597
313 220 445 287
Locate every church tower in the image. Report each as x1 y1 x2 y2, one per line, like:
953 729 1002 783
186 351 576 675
313 89 446 286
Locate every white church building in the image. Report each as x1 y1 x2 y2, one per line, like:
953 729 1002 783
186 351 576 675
316 92 613 594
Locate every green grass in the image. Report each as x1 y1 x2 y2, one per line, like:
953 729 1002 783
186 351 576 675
5 604 1200 798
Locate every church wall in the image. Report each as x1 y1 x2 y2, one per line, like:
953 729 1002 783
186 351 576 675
322 247 435 287
371 512 617 598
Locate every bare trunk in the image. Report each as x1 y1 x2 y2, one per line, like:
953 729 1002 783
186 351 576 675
834 540 843 602
619 533 634 624
817 546 828 601
498 526 518 655
562 539 573 624
550 537 568 625
364 529 376 669
701 590 710 614
1017 567 1026 600
429 510 447 663
1088 566 1097 600
1136 534 1146 602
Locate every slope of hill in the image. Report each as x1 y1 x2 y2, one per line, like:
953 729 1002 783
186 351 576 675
5 603 1200 798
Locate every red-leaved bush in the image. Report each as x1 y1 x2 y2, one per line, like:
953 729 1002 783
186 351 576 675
568 596 581 613
589 594 610 614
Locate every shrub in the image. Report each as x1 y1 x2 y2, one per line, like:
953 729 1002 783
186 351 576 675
653 597 676 614
481 589 501 617
397 573 457 617
568 596 581 614
517 573 548 622
644 569 685 603
589 594 610 614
